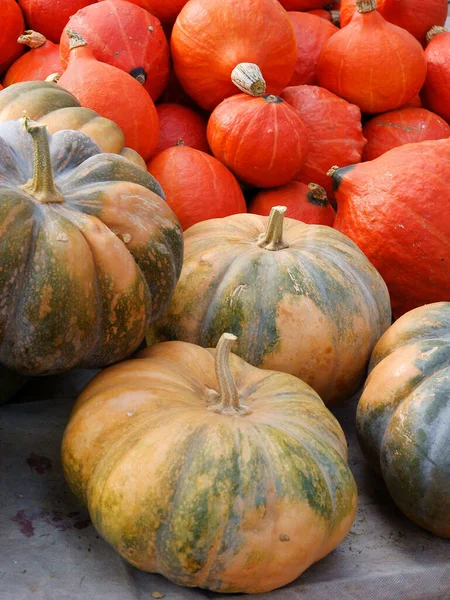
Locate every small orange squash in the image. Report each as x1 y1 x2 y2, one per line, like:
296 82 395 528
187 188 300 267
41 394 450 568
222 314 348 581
0 0 25 76
422 27 450 124
3 30 62 86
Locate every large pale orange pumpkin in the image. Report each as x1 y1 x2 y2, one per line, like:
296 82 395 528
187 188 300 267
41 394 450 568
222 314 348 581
61 332 357 593
152 207 391 405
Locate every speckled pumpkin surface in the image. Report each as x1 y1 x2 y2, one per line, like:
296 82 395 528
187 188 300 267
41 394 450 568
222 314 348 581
152 208 391 405
61 334 357 594
0 117 182 375
357 302 450 538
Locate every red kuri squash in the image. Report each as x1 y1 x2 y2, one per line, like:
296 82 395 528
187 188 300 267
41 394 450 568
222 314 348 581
279 1 331 8
58 31 159 161
317 0 427 114
105 0 188 24
422 27 450 124
3 31 62 86
249 182 336 226
60 0 170 101
17 0 95 44
171 0 298 111
152 104 209 158
207 74 309 188
0 0 25 76
288 12 338 86
147 146 246 230
362 108 450 161
340 0 448 44
281 85 366 199
331 139 450 317
308 9 333 21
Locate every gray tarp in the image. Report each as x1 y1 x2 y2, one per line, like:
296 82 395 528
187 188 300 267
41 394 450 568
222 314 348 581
1 370 449 600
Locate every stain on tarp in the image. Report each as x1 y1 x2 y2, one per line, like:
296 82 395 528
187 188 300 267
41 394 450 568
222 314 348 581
26 453 52 475
11 509 91 537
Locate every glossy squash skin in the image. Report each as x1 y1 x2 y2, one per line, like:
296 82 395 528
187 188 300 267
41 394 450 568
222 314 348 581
331 139 450 318
0 118 182 375
0 81 126 154
280 0 331 8
152 103 209 158
61 333 357 593
171 0 298 111
357 302 450 538
0 0 26 76
152 208 391 405
103 0 188 24
362 107 450 161
422 27 450 124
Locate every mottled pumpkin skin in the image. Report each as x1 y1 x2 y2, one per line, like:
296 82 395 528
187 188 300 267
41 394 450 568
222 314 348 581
0 81 126 154
152 214 391 405
0 119 183 375
61 340 357 593
357 302 450 538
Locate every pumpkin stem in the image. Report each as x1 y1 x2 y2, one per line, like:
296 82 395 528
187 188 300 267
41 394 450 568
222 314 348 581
231 63 266 97
256 206 289 251
208 333 251 416
18 30 47 49
307 183 329 206
45 72 60 83
330 10 340 27
19 116 64 204
66 29 88 50
356 0 376 13
426 26 448 43
327 165 340 177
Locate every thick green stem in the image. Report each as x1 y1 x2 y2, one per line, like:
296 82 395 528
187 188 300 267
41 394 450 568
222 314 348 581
356 0 376 13
256 206 289 251
208 333 251 416
19 116 63 204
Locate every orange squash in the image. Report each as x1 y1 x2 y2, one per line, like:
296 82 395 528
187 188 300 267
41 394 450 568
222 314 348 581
0 0 25 76
105 0 189 24
3 31 62 86
362 107 450 161
147 146 246 230
207 78 309 188
422 27 450 124
280 1 331 8
60 0 170 101
152 103 209 158
281 85 366 199
61 332 357 593
171 0 297 111
249 182 336 226
317 0 427 114
58 31 159 161
308 9 333 21
288 12 338 86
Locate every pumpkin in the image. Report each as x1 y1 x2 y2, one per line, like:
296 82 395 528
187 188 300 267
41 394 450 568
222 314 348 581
287 12 338 87
0 81 128 155
152 207 391 405
248 182 336 227
422 27 450 124
281 85 366 200
362 108 450 161
152 103 209 158
61 331 357 593
0 116 182 375
308 9 333 21
331 138 450 317
0 0 25 76
207 75 309 188
105 0 188 24
60 0 170 102
357 302 450 538
17 0 95 44
58 31 159 162
147 146 246 230
0 364 28 406
279 1 331 8
401 94 423 109
171 0 298 111
340 0 448 44
3 30 62 87
317 0 427 115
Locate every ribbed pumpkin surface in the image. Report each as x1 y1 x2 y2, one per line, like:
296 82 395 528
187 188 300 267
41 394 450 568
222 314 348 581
357 302 450 538
62 337 357 593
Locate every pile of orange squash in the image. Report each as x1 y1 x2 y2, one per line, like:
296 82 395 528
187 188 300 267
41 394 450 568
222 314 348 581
1 0 449 594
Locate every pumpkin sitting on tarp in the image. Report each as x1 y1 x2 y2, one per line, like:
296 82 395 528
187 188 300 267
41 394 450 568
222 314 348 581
61 332 357 593
151 206 391 405
0 117 182 376
357 302 450 538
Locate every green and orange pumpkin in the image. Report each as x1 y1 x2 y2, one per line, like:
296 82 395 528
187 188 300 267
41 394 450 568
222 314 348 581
151 207 391 405
357 302 450 538
0 117 182 375
61 332 357 593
